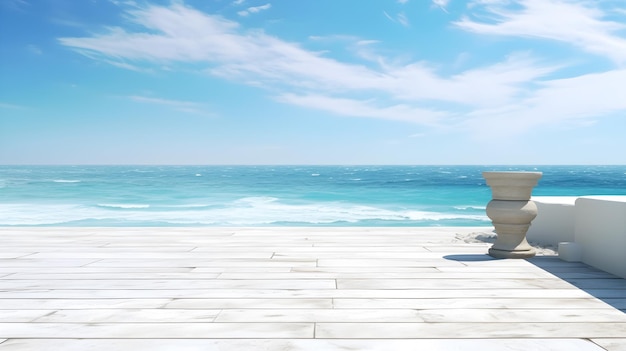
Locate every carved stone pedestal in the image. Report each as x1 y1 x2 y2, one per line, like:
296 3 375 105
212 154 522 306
483 171 542 259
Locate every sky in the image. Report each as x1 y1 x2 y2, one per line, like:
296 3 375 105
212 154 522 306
1 0 626 165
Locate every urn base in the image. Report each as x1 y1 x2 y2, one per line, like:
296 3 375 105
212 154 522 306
488 247 536 259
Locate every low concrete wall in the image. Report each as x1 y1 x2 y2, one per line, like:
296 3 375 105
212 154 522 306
527 196 577 247
575 196 626 279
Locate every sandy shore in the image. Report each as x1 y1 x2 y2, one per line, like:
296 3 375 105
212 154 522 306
452 229 558 256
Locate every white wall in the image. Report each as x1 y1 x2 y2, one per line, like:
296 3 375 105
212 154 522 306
575 196 626 279
527 196 577 246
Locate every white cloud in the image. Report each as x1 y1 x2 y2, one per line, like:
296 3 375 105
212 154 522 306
57 3 626 138
456 0 626 64
238 3 271 17
464 68 626 138
129 95 212 116
276 94 445 125
432 0 449 12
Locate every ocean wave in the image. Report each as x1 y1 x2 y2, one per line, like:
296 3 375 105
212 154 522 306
0 199 489 226
454 205 487 210
97 203 151 209
233 197 279 205
52 179 81 183
166 204 213 209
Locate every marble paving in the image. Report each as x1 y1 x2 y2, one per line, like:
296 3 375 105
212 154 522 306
0 227 625 350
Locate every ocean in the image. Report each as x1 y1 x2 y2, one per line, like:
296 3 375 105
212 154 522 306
1 165 625 227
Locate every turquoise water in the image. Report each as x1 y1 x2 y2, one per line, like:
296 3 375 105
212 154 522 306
1 165 625 226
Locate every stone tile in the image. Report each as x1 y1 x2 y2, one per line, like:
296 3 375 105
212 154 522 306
33 309 221 323
1 279 336 290
6 273 221 280
0 253 34 259
564 278 626 289
435 266 565 273
318 259 464 267
0 339 607 351
0 322 314 338
166 298 333 309
5 246 198 252
0 287 593 299
586 289 626 298
591 339 626 351
0 259 99 267
193 267 292 273
332 298 612 309
218 271 555 279
605 299 626 309
273 252 440 259
0 267 194 274
0 299 171 310
25 252 273 259
2 227 625 347
0 311 55 323
214 308 425 322
336 278 572 289
425 248 494 254
552 271 621 279
315 322 626 338
416 308 626 323
291 267 441 273
85 259 317 268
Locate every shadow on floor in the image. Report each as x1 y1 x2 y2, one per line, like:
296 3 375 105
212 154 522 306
528 256 626 313
442 254 496 262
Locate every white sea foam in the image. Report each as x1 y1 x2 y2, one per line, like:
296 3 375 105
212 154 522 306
167 204 213 209
0 199 489 226
454 205 487 210
52 179 81 183
98 204 151 209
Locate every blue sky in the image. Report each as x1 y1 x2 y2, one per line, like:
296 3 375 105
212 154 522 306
1 0 626 165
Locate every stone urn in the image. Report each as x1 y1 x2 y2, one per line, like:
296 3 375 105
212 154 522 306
482 171 542 259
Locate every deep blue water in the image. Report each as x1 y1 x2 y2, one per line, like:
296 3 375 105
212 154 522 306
0 165 625 226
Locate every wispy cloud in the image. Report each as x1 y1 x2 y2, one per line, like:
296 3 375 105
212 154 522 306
383 10 410 27
58 3 626 138
0 102 28 110
129 95 212 116
432 0 449 13
1 0 29 11
27 44 42 55
397 12 409 27
456 0 626 64
238 3 271 17
464 68 626 138
276 93 445 125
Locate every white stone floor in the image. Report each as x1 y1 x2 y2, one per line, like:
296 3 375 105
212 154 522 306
0 227 625 350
